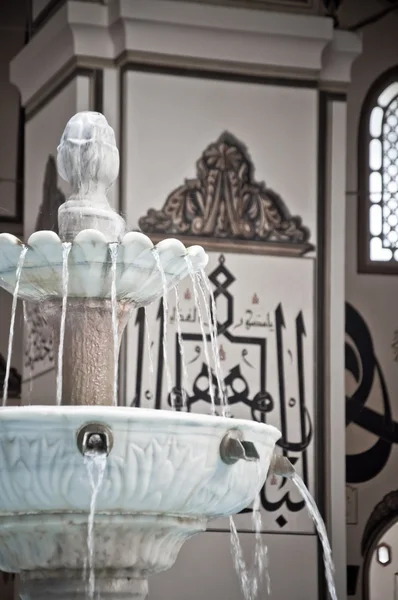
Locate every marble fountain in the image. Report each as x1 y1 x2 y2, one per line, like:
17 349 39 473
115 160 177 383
0 112 335 600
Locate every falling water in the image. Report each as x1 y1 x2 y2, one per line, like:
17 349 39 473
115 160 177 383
144 307 154 374
185 257 216 414
2 245 28 405
174 285 189 409
56 242 71 406
22 301 33 403
109 243 119 406
251 494 271 596
197 270 229 416
229 495 270 600
84 452 107 600
230 517 251 600
153 249 173 406
292 473 338 600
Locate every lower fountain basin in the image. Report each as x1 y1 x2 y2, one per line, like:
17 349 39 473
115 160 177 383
0 406 280 590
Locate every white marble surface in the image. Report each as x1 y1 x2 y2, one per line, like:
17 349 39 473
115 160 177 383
0 406 280 574
0 231 208 304
57 112 126 243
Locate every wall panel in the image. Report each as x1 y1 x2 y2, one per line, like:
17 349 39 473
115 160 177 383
122 66 320 597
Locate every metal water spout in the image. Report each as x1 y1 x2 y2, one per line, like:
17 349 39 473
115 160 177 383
219 430 260 465
76 423 114 456
268 454 295 479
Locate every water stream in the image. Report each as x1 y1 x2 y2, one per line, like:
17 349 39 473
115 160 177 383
229 494 270 600
153 249 173 407
109 243 119 406
174 285 189 409
292 473 337 600
197 270 229 416
2 245 28 405
144 307 154 375
185 257 216 414
22 301 34 403
84 451 107 600
230 517 250 600
56 242 72 406
251 494 271 596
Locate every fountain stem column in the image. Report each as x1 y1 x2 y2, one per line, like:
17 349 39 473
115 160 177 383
44 299 132 406
47 112 131 405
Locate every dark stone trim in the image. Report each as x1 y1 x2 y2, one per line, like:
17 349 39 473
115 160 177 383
0 353 22 399
26 67 103 122
0 106 25 225
316 89 328 600
28 0 65 38
361 490 398 600
0 20 30 226
27 0 108 38
315 89 347 599
121 61 319 90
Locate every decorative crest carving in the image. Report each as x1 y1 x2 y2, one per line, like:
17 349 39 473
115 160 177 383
139 132 312 255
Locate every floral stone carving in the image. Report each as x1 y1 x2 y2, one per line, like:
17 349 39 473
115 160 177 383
139 132 312 255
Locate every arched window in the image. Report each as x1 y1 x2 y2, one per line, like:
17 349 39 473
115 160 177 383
359 68 398 273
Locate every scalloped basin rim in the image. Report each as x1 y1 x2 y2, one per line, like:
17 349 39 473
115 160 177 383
0 406 281 442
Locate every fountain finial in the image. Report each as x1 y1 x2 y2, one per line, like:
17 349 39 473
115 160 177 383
57 111 126 242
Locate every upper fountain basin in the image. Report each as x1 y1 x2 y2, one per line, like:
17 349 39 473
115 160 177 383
0 231 208 304
0 406 280 517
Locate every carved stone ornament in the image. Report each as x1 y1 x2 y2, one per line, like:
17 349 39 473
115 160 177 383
139 132 313 256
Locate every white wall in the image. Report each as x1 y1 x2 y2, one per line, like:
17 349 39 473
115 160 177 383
122 66 320 598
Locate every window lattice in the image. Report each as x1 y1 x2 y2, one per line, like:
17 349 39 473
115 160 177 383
368 82 398 263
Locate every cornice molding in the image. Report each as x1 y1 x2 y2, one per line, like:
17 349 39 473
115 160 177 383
10 0 361 107
320 29 362 85
109 0 333 73
10 2 111 106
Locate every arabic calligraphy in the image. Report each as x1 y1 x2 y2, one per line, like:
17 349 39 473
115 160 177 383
170 306 275 332
346 302 397 483
169 306 197 324
233 310 274 332
129 254 314 526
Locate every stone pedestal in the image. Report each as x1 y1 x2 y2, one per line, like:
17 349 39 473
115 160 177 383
44 299 132 406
